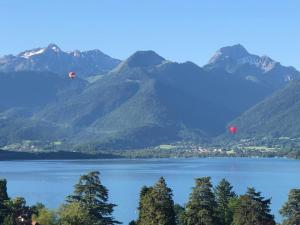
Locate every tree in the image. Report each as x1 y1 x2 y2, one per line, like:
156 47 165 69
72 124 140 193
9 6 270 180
137 177 176 225
136 186 153 225
151 177 176 225
32 203 58 225
128 220 136 225
280 189 300 225
2 197 35 225
214 179 236 225
173 204 185 225
0 179 9 202
184 177 218 225
58 202 93 225
232 187 275 225
67 171 120 225
0 179 10 224
2 215 15 225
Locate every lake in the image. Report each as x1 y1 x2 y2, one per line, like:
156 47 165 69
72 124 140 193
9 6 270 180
0 157 300 224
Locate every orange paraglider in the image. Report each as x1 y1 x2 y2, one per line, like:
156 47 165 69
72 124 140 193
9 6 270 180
68 72 76 79
229 126 237 134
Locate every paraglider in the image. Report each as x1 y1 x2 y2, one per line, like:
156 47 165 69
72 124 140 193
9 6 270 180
229 126 237 134
68 71 76 79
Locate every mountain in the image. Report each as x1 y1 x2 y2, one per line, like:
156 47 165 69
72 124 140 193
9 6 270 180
229 78 300 138
33 50 274 149
0 45 299 150
0 71 87 146
204 44 300 89
0 71 86 110
0 44 121 78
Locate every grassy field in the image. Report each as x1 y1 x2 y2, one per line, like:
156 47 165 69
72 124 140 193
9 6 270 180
158 144 176 150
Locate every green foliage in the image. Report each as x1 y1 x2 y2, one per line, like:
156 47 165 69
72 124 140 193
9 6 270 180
67 171 120 225
0 179 9 202
214 179 237 225
232 187 275 225
280 189 300 225
137 177 176 225
184 177 218 225
1 172 300 225
173 204 185 225
137 186 152 225
0 179 10 223
32 204 58 225
128 220 136 225
2 215 15 225
58 202 93 225
3 197 35 225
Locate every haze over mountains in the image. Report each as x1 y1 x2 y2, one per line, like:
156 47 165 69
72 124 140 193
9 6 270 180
0 44 299 150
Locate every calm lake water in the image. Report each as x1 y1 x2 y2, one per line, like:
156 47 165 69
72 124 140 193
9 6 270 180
0 157 300 223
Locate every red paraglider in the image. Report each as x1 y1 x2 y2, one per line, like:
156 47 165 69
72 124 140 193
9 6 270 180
229 126 237 134
68 72 76 79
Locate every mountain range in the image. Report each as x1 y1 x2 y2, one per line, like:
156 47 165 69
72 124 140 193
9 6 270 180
0 44 299 150
0 44 120 78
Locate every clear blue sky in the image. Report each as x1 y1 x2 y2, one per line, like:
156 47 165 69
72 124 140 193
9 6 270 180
1 0 299 69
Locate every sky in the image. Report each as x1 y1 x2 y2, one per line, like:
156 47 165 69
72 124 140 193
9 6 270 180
0 0 299 69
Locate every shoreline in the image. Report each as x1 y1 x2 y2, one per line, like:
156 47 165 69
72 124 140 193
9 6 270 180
0 149 297 161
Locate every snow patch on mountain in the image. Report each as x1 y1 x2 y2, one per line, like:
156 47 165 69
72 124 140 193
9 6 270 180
237 55 277 72
21 48 45 59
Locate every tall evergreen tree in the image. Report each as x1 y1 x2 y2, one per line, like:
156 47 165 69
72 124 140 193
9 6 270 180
280 189 300 225
214 179 236 225
0 179 10 224
67 171 120 225
151 177 176 225
0 179 9 202
137 186 153 225
232 187 275 225
137 177 176 225
184 177 218 225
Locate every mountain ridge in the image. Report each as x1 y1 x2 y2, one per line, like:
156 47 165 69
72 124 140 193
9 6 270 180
204 44 300 89
0 43 121 78
0 44 300 150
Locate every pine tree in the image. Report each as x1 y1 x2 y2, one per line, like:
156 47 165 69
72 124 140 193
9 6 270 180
0 179 9 202
280 189 300 225
232 187 275 225
184 177 218 225
0 179 10 224
67 171 120 225
137 186 153 225
151 177 176 225
214 179 236 225
137 177 176 225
